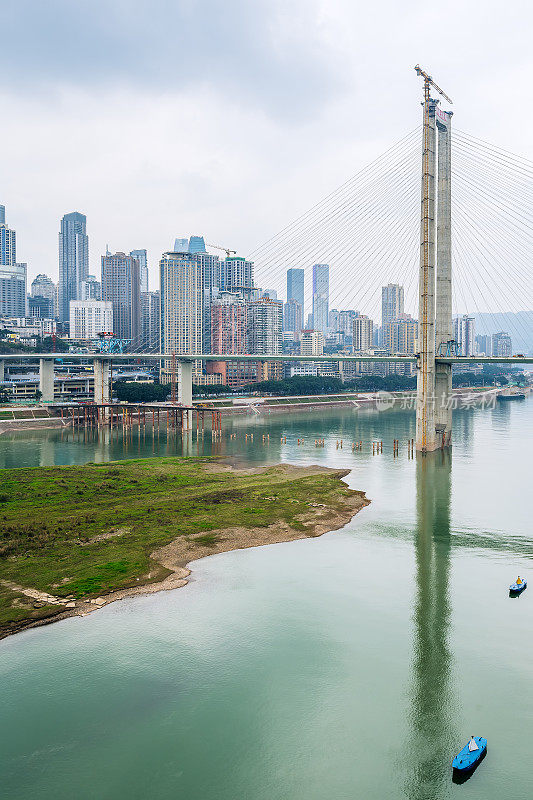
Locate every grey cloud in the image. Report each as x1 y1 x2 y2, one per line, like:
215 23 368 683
1 0 344 120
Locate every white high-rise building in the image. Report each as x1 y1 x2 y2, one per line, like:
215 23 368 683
353 315 374 352
1 206 27 317
69 300 113 340
453 315 476 356
300 330 325 356
312 264 329 334
382 284 404 325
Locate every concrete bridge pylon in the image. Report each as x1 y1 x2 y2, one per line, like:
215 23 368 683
414 66 454 452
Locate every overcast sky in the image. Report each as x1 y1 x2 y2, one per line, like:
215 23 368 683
2 0 533 293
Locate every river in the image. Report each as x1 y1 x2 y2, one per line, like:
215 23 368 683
1 398 532 799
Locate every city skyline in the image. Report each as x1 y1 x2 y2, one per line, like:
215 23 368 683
3 2 533 318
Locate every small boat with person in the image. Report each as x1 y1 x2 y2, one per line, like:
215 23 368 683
452 736 487 776
509 576 527 595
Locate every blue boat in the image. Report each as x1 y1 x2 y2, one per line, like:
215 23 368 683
510 578 527 594
452 737 487 775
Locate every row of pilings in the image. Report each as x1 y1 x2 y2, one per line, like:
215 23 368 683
58 403 223 436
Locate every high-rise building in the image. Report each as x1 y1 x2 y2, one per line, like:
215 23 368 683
329 309 340 333
382 284 404 325
287 268 304 310
339 310 358 339
173 238 189 253
130 250 149 293
492 331 512 357
247 297 282 355
453 315 476 356
80 275 101 301
194 251 221 354
475 334 492 356
101 252 140 344
31 274 55 301
300 330 324 356
0 207 27 317
1 214 17 267
283 299 302 335
206 292 255 387
211 292 247 354
69 300 113 340
220 256 254 297
383 313 418 355
159 251 202 364
140 291 160 352
188 236 207 254
312 264 329 334
353 315 373 352
29 295 54 319
58 212 89 323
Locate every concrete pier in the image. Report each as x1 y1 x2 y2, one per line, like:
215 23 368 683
93 358 111 404
39 358 55 403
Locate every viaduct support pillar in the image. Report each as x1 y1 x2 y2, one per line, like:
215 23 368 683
177 361 193 429
39 358 55 403
435 111 453 447
416 97 438 452
94 358 111 405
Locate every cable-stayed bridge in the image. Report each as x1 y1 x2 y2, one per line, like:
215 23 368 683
4 68 533 450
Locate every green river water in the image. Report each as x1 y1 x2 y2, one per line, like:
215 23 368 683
1 398 532 799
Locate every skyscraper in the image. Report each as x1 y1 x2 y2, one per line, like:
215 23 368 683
353 315 374 351
80 275 102 301
130 250 149 293
58 212 89 322
211 293 247 354
101 252 140 344
492 331 512 357
382 284 404 325
287 268 304 310
0 206 27 317
475 334 492 356
31 274 56 301
283 298 302 335
247 297 282 355
159 251 202 365
312 264 329 334
382 314 418 354
220 256 254 297
140 291 160 351
453 315 476 356
188 236 207 254
193 251 221 354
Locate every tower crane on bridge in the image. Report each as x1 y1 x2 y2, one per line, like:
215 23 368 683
208 244 237 258
414 64 453 104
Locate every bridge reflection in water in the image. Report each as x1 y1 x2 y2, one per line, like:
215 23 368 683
405 451 457 799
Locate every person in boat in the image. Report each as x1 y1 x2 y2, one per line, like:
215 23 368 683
516 577 522 585
468 736 479 752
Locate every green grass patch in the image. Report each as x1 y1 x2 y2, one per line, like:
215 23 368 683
0 457 359 635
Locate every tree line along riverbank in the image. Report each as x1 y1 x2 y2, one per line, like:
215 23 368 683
0 457 369 639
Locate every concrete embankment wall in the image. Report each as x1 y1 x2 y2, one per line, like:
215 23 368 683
0 416 70 435
217 387 502 416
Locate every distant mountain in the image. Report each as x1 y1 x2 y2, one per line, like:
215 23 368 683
470 311 533 355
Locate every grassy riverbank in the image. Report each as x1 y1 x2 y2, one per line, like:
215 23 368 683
0 457 368 638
